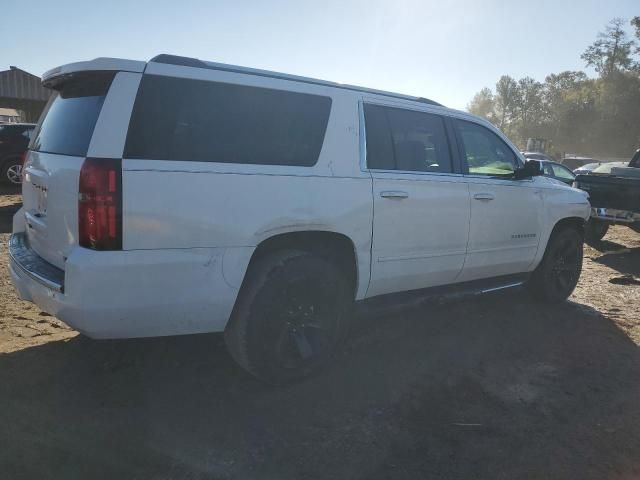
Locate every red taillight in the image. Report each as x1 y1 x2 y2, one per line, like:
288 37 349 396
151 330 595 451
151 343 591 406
78 158 122 250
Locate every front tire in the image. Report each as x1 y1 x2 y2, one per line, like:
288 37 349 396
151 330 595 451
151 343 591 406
224 250 352 384
528 227 583 303
584 219 609 245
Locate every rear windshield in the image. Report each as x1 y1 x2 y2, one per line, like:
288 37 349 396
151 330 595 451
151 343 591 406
30 73 114 157
124 75 332 167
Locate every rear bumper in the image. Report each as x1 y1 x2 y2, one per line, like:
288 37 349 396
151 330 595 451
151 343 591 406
9 233 64 292
591 207 640 224
9 233 243 339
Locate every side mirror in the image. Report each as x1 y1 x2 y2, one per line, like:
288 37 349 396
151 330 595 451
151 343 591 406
514 159 543 180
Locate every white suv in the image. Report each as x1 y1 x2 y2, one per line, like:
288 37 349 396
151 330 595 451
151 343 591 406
9 55 590 383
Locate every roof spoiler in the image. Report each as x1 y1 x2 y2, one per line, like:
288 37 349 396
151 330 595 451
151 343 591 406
42 58 146 86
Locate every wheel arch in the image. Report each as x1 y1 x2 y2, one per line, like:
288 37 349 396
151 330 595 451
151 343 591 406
550 216 586 236
530 216 586 272
241 230 361 301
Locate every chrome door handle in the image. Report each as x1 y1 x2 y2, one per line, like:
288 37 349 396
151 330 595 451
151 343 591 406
473 193 495 201
380 191 409 199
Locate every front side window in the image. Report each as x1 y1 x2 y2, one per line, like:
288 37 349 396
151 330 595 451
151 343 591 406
364 104 452 173
551 163 575 180
456 120 519 177
125 75 332 166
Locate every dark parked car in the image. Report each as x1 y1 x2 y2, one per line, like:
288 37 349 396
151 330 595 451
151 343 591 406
0 123 36 185
538 159 576 185
574 149 640 244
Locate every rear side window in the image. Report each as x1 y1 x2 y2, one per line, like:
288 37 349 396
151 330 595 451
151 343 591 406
364 104 453 173
31 73 114 157
124 75 332 166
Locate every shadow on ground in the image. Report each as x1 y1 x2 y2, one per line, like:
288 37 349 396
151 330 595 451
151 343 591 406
0 185 21 234
0 184 20 196
1 294 640 479
0 203 20 234
593 245 640 278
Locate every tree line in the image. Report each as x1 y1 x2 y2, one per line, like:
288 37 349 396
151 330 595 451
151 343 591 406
467 17 640 159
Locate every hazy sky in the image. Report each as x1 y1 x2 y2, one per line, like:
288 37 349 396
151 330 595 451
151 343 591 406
2 0 638 109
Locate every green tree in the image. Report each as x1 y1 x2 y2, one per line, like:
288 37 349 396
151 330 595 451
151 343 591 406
595 72 640 155
581 18 635 76
543 71 598 155
467 87 495 122
515 77 545 144
494 75 518 135
467 17 640 157
631 16 640 59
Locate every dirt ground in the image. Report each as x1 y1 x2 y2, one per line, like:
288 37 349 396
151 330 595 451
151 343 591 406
1 188 640 480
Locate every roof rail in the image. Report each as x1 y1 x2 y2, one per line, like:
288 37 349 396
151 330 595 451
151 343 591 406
149 54 443 107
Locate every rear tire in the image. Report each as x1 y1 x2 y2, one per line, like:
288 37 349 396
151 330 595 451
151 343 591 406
528 227 583 303
224 250 352 384
584 219 609 245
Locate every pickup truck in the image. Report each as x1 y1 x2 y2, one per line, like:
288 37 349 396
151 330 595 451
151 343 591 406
575 150 640 244
9 55 591 383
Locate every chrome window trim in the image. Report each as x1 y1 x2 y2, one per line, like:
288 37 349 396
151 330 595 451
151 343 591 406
369 169 465 179
463 173 534 183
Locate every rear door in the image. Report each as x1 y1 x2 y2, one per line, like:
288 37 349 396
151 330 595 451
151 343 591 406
21 71 139 268
453 119 543 282
364 102 470 298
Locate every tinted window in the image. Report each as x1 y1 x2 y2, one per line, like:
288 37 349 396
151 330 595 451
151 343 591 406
363 104 394 169
125 75 332 166
456 120 519 177
31 73 114 156
364 104 452 173
551 163 575 180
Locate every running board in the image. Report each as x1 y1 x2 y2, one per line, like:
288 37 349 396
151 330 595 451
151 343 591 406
355 273 529 318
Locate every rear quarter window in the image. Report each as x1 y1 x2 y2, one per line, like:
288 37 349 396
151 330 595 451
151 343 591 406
124 75 332 166
31 73 114 157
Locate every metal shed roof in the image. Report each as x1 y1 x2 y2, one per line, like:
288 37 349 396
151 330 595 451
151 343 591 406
0 67 51 103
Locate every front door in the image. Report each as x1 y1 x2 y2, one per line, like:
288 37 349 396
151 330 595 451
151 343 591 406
363 103 470 298
453 119 543 282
